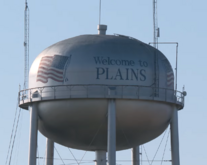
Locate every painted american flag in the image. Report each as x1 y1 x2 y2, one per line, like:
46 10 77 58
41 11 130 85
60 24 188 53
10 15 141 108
37 55 69 83
167 70 174 87
162 58 174 87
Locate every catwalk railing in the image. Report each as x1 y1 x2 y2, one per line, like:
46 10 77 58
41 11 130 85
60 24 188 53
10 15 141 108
18 84 185 110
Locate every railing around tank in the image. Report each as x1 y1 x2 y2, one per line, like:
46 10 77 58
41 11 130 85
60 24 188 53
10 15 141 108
19 84 185 110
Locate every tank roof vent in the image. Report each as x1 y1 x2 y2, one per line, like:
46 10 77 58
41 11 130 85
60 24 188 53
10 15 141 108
97 25 107 35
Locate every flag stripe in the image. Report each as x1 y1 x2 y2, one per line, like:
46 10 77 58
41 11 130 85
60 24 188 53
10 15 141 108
167 74 174 78
37 72 63 81
37 78 48 83
37 75 63 82
39 62 52 67
41 59 53 63
43 56 53 59
38 66 63 74
167 81 174 86
167 71 173 75
37 71 63 79
167 77 174 82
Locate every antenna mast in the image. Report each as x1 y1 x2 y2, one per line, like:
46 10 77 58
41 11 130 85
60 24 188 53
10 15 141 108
153 0 160 96
24 0 29 90
99 0 102 25
153 0 159 48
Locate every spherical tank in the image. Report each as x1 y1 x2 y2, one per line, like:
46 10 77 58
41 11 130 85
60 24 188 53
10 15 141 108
28 34 177 151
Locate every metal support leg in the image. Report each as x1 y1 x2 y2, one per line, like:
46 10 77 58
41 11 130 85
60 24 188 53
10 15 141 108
28 104 38 165
45 138 54 165
95 151 106 165
132 146 140 165
107 99 116 165
170 107 180 165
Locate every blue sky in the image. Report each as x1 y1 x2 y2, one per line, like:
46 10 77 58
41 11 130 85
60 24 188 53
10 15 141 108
1 0 206 165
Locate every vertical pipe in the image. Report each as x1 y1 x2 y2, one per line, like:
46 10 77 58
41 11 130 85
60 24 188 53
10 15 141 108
45 139 54 165
170 107 180 165
19 85 21 104
153 0 156 48
28 103 38 165
95 151 106 165
175 44 178 91
107 99 116 165
99 0 102 25
132 146 140 165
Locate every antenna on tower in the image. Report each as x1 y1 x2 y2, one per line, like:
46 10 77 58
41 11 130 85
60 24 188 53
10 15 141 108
24 0 29 90
99 0 102 25
153 0 160 96
153 0 160 49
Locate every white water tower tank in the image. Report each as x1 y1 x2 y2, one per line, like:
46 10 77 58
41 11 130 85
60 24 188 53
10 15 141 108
19 28 184 151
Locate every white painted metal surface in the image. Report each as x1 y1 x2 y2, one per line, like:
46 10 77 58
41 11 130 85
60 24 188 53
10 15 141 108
107 99 116 165
19 33 186 153
19 85 184 110
33 99 173 150
170 107 180 165
45 139 54 165
28 104 38 165
28 35 174 89
132 146 140 165
95 151 106 165
98 25 107 35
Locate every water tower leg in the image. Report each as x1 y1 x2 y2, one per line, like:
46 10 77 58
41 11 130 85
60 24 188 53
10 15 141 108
170 107 180 165
132 146 140 165
107 99 116 165
28 104 38 165
95 151 106 165
45 138 54 165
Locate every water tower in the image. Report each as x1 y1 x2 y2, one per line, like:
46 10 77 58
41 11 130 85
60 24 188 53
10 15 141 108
19 25 186 165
